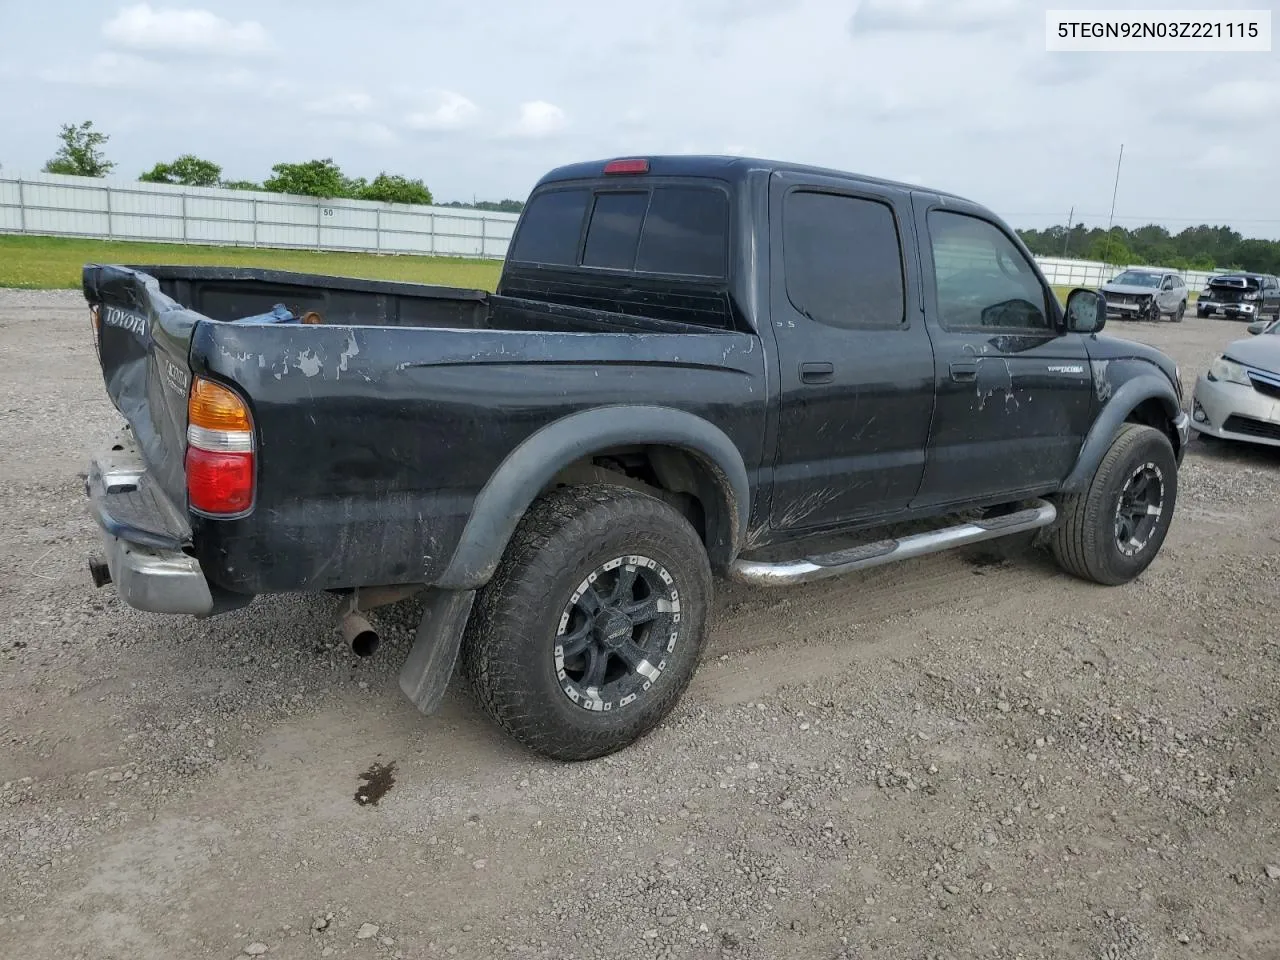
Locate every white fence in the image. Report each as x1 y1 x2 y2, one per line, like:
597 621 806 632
0 171 518 259
1034 255 1218 293
0 172 1227 290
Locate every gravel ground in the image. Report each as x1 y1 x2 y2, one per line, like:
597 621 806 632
2 288 1279 960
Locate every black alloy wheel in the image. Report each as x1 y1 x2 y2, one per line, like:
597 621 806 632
1113 461 1166 558
554 555 681 712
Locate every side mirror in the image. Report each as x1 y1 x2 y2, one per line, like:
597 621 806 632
1065 288 1106 334
1247 320 1268 335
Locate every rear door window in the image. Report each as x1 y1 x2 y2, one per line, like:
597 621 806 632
782 190 906 330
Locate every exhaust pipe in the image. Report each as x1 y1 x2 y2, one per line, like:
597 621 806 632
341 611 380 657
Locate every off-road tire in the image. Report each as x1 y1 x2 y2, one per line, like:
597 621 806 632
1051 423 1178 586
461 484 713 761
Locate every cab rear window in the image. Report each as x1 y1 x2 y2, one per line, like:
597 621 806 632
510 183 729 279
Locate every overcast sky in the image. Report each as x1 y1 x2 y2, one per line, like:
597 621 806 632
1 0 1277 237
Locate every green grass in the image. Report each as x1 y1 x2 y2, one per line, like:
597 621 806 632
0 234 504 291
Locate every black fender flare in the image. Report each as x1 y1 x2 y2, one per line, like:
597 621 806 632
1061 374 1180 493
435 405 751 590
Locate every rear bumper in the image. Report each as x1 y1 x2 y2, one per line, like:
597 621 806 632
98 533 214 616
86 429 215 616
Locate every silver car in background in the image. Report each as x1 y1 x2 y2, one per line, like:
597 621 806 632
1190 316 1280 448
1100 268 1188 323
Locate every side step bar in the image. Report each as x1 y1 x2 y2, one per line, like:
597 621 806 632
729 499 1058 587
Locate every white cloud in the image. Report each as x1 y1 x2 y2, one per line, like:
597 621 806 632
510 100 568 139
305 92 375 116
103 4 272 56
405 90 479 131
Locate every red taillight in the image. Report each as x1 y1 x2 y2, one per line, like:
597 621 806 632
186 447 255 514
186 376 255 515
604 158 649 175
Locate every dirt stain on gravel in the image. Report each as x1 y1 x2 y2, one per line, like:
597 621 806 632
964 551 1009 572
354 760 397 806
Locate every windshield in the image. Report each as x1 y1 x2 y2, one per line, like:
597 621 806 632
1111 271 1161 287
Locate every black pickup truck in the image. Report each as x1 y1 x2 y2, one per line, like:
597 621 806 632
83 155 1190 760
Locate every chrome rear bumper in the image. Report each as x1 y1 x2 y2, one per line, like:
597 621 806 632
86 429 215 616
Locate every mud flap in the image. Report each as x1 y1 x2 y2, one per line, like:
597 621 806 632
397 588 476 715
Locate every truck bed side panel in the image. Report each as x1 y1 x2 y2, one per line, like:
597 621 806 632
191 322 767 593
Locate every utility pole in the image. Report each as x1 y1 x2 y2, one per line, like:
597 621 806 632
1062 205 1074 258
1104 144 1124 273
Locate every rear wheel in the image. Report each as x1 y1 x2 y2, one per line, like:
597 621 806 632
461 484 712 761
1051 423 1178 586
1173 300 1185 323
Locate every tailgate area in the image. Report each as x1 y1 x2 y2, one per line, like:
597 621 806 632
86 427 191 549
85 426 214 616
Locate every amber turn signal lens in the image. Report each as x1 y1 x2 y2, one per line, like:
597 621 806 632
188 377 252 432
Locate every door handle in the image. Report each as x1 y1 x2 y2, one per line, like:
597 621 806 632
800 361 834 384
949 360 978 382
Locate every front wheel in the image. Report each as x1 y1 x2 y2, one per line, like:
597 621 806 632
1051 423 1178 585
1147 299 1162 323
461 484 713 761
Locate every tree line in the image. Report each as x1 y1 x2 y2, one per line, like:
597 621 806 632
1016 223 1280 275
37 120 525 211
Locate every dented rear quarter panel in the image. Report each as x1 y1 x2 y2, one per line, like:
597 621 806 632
190 320 768 594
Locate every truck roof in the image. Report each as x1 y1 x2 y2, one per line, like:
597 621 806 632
535 155 969 203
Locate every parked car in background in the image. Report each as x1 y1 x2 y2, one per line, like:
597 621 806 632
1190 315 1280 447
1100 268 1187 322
1196 272 1280 321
